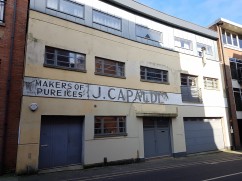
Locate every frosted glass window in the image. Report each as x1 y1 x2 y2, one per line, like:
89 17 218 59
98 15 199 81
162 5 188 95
60 0 84 18
93 10 121 30
47 0 58 9
0 0 5 23
136 25 162 42
175 37 192 50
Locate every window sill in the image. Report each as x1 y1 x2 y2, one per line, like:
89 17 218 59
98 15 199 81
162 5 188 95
94 133 128 139
0 22 5 27
175 46 193 51
204 88 219 91
140 79 170 85
44 64 87 73
95 72 126 79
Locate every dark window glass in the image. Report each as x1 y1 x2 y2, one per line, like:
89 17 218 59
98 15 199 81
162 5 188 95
230 61 238 79
234 92 242 111
232 34 238 46
239 35 242 49
222 29 227 44
226 32 232 45
140 66 168 83
45 46 86 70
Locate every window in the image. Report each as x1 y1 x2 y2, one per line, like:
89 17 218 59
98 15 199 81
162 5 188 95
140 66 168 83
197 43 213 56
180 74 202 103
95 116 126 137
136 24 162 42
0 0 5 23
230 58 242 81
204 77 218 89
93 10 121 30
222 29 242 49
45 46 86 71
47 0 84 18
233 88 242 111
95 57 125 78
175 37 193 50
181 74 197 86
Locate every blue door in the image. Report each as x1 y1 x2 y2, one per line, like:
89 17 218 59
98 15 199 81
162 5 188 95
39 116 83 169
143 117 171 158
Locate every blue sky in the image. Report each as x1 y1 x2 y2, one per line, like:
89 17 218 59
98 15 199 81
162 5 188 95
136 0 242 27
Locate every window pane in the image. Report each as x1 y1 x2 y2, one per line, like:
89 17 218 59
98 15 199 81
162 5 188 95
222 29 227 44
230 61 237 79
239 35 242 49
60 0 84 18
0 0 4 23
95 57 124 77
93 10 121 30
45 46 85 70
175 37 192 50
136 25 162 42
226 32 232 45
141 66 168 83
47 0 58 9
232 34 238 46
234 92 242 111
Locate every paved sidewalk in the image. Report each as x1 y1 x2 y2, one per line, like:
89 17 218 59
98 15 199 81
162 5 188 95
1 151 242 181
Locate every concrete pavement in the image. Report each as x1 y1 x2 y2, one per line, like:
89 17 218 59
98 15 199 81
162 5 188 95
1 150 242 181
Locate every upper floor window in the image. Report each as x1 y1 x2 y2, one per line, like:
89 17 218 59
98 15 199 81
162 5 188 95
47 0 84 18
45 46 86 71
203 77 218 89
95 57 125 78
197 43 213 56
95 116 126 137
233 88 242 111
93 10 121 30
181 74 197 87
0 0 5 23
136 24 162 42
230 58 242 82
140 66 168 83
222 29 242 49
175 37 193 50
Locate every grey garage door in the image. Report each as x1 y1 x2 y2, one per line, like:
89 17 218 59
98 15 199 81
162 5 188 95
39 116 83 169
143 117 171 158
184 118 225 154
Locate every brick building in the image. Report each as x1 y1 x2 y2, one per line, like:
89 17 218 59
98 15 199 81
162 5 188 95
0 0 29 173
210 19 242 149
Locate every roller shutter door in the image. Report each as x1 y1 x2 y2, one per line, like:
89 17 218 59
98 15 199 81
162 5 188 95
184 118 225 154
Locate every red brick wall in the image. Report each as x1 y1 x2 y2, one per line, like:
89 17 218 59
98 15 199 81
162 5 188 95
0 0 29 172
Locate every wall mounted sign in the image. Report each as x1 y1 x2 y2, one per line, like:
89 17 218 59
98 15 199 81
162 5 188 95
23 77 169 104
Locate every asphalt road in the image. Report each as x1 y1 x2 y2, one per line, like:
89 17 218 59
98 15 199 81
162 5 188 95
78 157 242 181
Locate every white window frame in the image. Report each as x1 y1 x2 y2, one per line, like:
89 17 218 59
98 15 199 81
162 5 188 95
93 10 121 31
0 0 5 23
222 29 242 49
135 24 163 43
46 0 84 18
175 37 193 50
203 77 219 90
197 43 213 56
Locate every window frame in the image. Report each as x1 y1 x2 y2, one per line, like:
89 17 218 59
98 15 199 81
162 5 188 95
140 66 169 84
233 88 242 111
92 9 122 31
174 37 193 50
94 116 127 137
180 74 198 87
203 77 219 90
197 43 213 56
0 0 6 24
44 46 86 72
222 29 242 49
230 58 242 80
95 57 125 78
46 0 85 19
135 24 163 43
